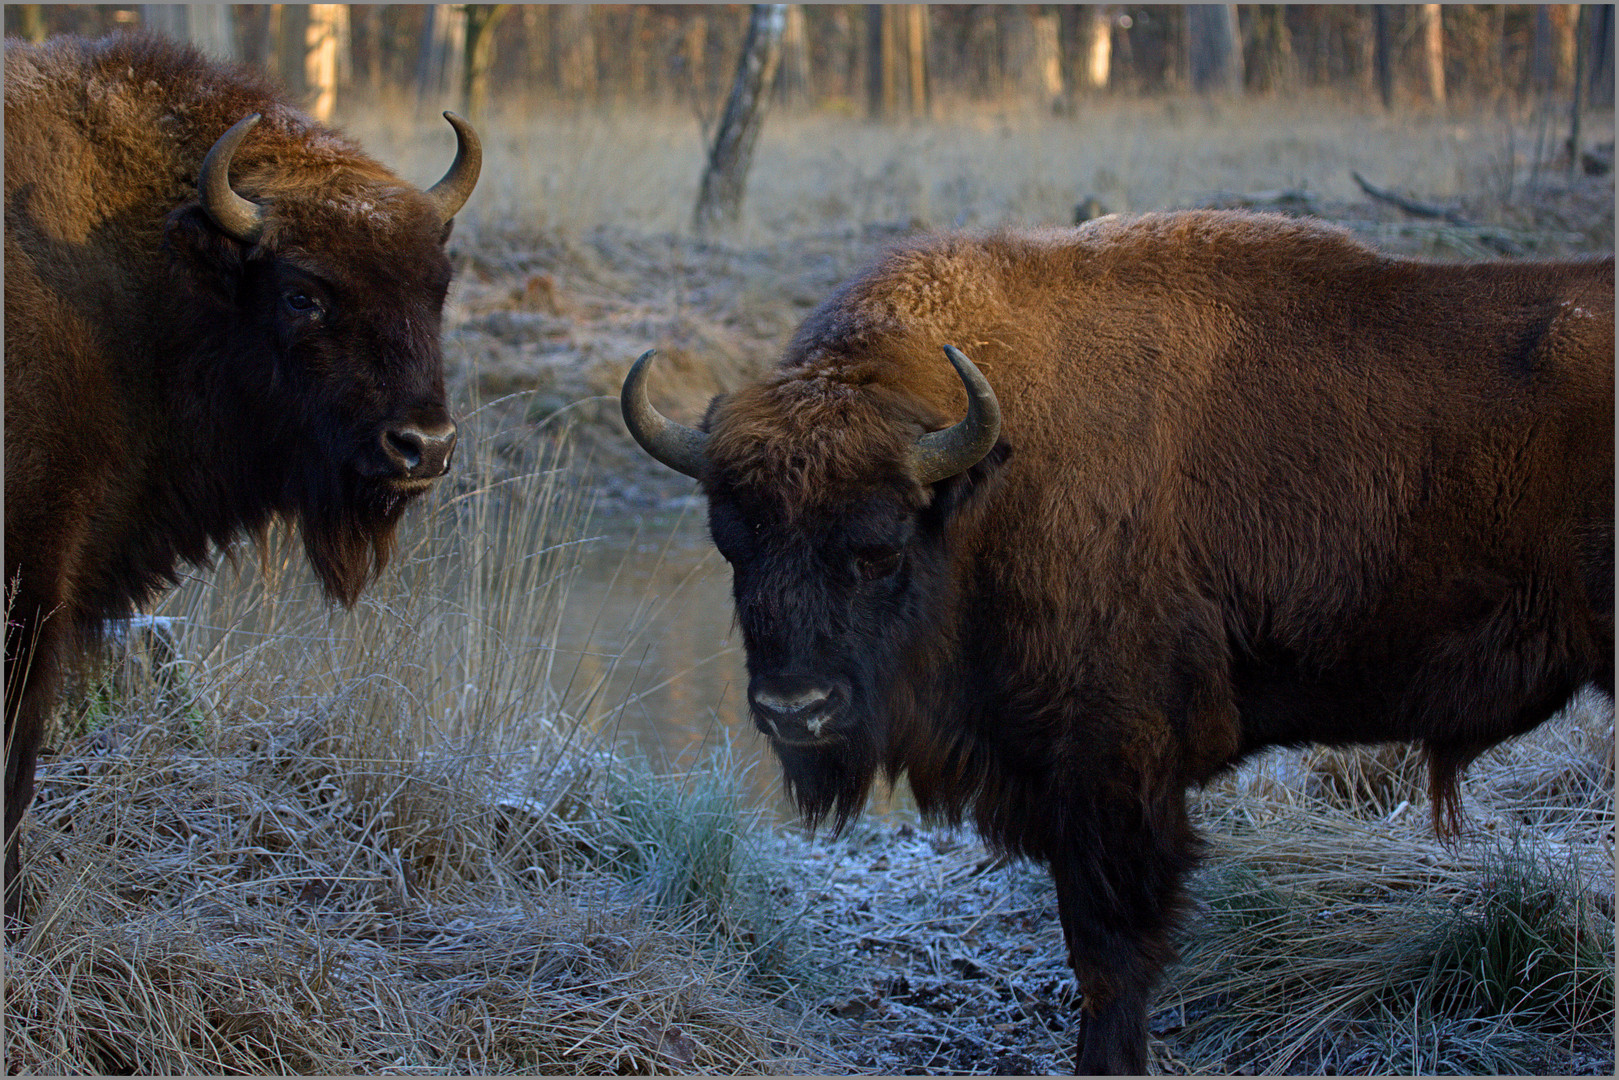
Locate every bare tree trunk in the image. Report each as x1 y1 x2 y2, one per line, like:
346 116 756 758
1355 7 1378 99
1553 4 1579 92
268 5 294 94
416 4 467 114
1419 4 1445 106
304 4 342 121
236 4 272 71
865 6 880 116
1570 5 1586 178
141 4 237 61
778 4 812 108
1532 5 1556 97
881 6 903 117
1248 5 1295 93
1187 4 1242 95
1032 8 1064 107
624 5 651 101
693 5 786 235
867 4 893 118
906 4 929 118
998 7 1041 103
683 12 709 108
1373 5 1394 110
1590 4 1615 103
15 5 45 42
1082 6 1113 93
555 4 597 102
335 5 352 91
520 6 549 91
462 4 511 121
346 5 371 98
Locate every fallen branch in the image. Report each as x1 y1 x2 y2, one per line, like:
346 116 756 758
1199 188 1320 214
1350 171 1471 226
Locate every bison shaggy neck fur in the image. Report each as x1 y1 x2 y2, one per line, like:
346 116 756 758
691 213 1613 1073
5 33 468 927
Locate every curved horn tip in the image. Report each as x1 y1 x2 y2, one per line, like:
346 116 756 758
619 349 710 480
426 112 483 223
907 344 1002 486
941 344 999 420
198 113 268 244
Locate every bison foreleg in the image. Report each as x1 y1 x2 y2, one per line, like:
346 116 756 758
1049 793 1199 1075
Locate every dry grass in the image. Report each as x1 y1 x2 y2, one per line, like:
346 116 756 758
8 409 1612 1076
1163 692 1615 1074
348 89 1609 245
7 94 1614 1074
6 420 846 1075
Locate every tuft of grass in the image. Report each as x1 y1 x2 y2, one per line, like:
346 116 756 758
584 751 828 1002
1165 807 1614 1075
1421 837 1613 1030
1299 740 1430 821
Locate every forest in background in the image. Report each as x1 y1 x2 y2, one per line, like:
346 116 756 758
7 7 1615 1078
7 4 1615 125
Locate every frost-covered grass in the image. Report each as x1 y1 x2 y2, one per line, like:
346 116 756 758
6 418 847 1075
6 94 1612 1074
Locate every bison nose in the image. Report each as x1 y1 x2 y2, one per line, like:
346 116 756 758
750 679 848 743
382 421 457 480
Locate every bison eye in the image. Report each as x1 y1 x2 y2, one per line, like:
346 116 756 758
283 291 322 318
855 546 903 582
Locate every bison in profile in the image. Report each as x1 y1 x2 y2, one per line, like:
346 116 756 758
4 33 480 926
622 210 1614 1073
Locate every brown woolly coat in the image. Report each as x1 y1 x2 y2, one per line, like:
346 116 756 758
5 34 464 926
690 213 1611 1071
713 213 1612 840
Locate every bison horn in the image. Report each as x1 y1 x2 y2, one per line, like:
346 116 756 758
425 112 482 223
620 350 710 479
908 345 1002 486
198 114 267 244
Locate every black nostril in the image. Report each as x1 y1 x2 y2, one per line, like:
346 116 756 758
749 679 847 741
383 423 457 479
386 430 423 471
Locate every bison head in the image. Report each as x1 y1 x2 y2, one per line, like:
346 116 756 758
622 345 1004 828
161 112 480 605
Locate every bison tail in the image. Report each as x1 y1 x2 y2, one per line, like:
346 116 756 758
1423 741 1478 840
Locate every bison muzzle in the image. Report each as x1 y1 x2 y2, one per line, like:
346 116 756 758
4 33 481 929
622 212 1614 1073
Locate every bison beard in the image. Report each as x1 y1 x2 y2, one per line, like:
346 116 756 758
773 735 882 835
296 471 411 608
622 214 1614 1075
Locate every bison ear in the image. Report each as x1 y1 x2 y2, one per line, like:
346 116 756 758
440 218 456 246
925 439 1011 521
163 205 249 299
